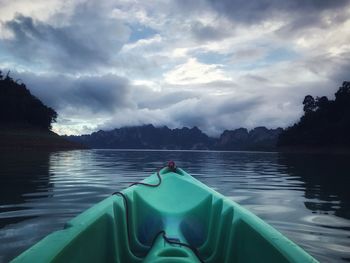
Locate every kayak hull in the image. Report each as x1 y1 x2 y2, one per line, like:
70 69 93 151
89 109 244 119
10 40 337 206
11 167 318 263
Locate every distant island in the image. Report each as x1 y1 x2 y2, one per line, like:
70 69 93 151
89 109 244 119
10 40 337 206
278 81 350 152
0 71 84 151
65 125 283 151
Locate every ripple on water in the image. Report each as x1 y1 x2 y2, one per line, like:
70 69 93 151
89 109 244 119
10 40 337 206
245 204 296 214
229 195 252 202
303 214 350 228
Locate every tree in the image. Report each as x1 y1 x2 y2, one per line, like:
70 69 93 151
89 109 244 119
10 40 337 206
278 81 350 147
335 81 350 100
315 96 329 109
0 71 57 130
303 95 316 114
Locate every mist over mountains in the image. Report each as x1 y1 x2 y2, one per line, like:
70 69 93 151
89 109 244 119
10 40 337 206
65 124 282 151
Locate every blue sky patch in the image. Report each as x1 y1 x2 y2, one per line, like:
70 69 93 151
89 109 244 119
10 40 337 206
128 25 158 43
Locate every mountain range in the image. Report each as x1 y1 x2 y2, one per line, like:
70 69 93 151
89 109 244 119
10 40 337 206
65 125 283 151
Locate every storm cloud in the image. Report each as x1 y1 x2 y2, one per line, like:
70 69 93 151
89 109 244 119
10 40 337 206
1 1 130 72
207 0 349 25
14 72 133 115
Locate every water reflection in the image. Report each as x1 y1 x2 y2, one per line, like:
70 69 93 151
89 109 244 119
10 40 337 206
0 151 52 228
0 150 349 263
278 153 350 219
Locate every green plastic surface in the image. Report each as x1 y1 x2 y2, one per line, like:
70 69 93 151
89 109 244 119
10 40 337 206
11 167 319 263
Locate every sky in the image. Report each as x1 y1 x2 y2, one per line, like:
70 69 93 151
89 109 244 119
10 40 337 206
0 0 349 136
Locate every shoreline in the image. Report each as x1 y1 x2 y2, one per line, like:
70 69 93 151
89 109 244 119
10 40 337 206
1 129 348 154
0 128 87 151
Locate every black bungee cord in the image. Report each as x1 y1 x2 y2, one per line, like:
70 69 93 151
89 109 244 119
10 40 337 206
112 161 205 263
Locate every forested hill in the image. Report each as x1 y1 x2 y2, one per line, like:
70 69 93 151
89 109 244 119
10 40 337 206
66 125 282 150
0 71 84 150
0 71 57 130
278 81 350 149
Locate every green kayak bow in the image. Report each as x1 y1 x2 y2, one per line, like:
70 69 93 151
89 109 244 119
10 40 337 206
12 164 318 263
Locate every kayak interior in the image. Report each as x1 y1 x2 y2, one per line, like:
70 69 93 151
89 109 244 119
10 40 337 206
12 165 318 263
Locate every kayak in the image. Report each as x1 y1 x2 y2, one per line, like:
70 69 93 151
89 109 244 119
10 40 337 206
12 162 318 263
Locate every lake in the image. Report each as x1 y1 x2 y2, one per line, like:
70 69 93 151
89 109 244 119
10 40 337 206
0 149 349 262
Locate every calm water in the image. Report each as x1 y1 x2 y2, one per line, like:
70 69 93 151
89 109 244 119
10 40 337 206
0 150 349 262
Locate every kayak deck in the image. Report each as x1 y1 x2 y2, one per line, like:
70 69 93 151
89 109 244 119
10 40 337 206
12 167 318 263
